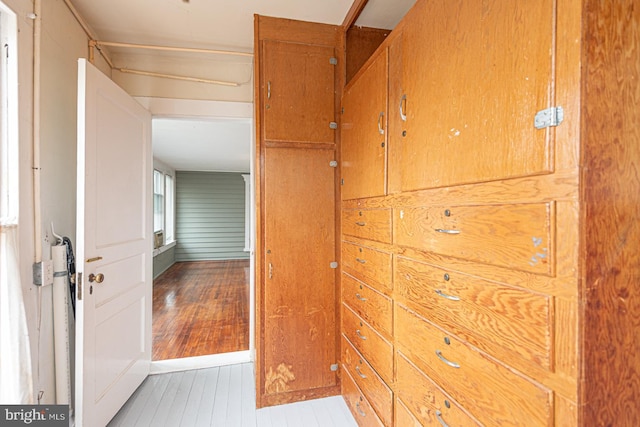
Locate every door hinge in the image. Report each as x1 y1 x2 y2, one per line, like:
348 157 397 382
341 107 344 115
329 121 338 130
341 178 344 186
329 57 338 65
330 262 338 269
534 106 564 129
330 363 339 372
329 160 338 168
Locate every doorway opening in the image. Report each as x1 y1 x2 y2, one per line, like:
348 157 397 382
141 98 255 372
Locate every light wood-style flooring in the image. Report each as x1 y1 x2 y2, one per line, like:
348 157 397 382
153 260 250 360
107 363 357 427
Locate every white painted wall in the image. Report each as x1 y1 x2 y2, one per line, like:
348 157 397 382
6 0 108 404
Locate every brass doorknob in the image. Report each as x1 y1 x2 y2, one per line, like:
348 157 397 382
88 273 104 283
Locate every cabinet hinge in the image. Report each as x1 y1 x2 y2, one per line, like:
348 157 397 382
330 363 339 372
534 106 564 129
330 262 338 269
341 178 344 186
77 272 83 300
329 57 338 65
329 121 338 130
341 107 344 115
329 160 338 168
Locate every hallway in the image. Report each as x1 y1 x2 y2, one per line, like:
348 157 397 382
107 363 357 426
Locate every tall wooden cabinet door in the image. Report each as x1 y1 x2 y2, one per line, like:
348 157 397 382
262 147 337 397
341 49 388 200
262 40 337 144
400 0 556 191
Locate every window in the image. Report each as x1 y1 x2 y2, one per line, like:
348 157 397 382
0 1 34 404
164 174 174 242
153 169 164 234
152 168 175 249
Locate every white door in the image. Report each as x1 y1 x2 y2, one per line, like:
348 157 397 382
75 58 152 427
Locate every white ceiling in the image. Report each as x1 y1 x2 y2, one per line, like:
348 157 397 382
70 0 416 171
152 118 251 172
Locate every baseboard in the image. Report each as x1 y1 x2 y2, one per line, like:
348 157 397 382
150 350 252 375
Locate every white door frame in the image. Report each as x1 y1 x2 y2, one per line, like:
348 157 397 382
136 97 256 374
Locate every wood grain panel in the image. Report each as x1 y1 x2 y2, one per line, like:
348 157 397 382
581 0 640 424
394 398 422 427
341 48 388 200
400 0 555 191
256 15 340 47
342 304 393 384
342 273 392 338
346 27 389 84
342 242 392 295
342 208 392 243
394 202 555 275
342 335 393 426
395 305 553 426
387 33 404 195
262 40 336 144
395 256 552 370
342 366 386 427
396 352 481 426
263 147 337 396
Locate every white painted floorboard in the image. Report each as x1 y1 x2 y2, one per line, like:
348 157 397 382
108 363 357 427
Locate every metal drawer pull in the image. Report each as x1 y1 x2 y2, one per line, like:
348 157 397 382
435 228 461 235
378 112 385 135
356 329 367 340
355 293 368 302
435 289 460 301
436 411 450 427
355 221 366 226
435 350 460 368
355 258 366 264
356 402 366 417
355 365 367 379
399 94 407 121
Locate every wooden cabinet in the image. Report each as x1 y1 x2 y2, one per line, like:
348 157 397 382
262 147 337 397
397 0 556 192
262 40 337 144
255 16 341 407
339 0 589 425
341 49 388 200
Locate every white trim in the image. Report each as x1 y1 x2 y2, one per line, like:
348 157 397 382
150 351 251 375
135 97 253 119
152 239 176 257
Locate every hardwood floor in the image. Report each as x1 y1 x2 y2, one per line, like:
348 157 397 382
153 260 250 360
107 363 357 427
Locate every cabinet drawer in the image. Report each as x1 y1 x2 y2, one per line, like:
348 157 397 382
342 242 392 295
395 257 552 370
394 398 422 427
394 203 554 275
342 366 386 427
343 209 392 243
342 273 393 338
342 304 393 384
396 305 553 426
342 335 393 427
396 352 481 426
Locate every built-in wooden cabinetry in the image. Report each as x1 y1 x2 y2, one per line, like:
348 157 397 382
338 0 623 425
254 15 342 407
255 0 640 424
